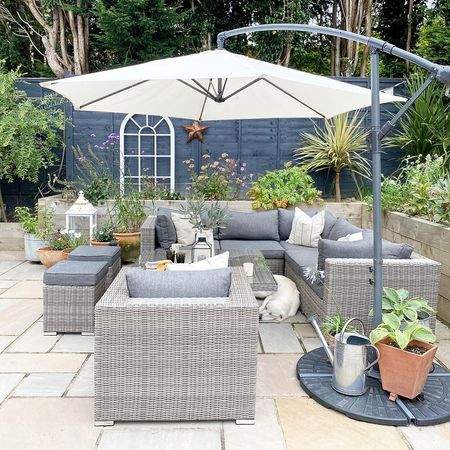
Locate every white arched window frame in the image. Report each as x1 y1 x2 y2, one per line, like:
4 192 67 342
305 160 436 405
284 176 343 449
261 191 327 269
119 115 175 192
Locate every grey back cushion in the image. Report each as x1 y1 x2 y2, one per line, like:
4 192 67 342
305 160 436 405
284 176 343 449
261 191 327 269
318 239 414 271
126 267 232 298
155 207 178 249
278 208 338 241
327 217 362 241
219 210 280 241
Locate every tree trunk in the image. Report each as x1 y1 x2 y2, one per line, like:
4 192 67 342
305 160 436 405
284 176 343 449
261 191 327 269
360 0 373 77
335 171 341 202
331 0 338 75
406 0 414 72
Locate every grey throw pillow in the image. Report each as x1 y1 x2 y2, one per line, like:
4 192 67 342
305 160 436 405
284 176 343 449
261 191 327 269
317 239 414 271
327 217 362 241
218 210 280 241
126 267 232 298
155 207 178 249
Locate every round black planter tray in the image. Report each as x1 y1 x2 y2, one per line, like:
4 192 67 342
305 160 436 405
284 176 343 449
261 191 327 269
297 348 450 426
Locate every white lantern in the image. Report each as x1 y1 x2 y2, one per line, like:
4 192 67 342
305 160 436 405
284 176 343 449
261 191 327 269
65 191 98 240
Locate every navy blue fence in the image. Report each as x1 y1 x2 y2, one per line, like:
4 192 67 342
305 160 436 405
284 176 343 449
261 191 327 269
2 76 406 215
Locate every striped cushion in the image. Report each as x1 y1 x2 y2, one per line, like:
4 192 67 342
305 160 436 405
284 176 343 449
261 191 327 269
287 208 325 248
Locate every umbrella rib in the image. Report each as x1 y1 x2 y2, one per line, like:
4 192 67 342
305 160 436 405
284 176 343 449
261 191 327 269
178 79 217 101
78 80 150 109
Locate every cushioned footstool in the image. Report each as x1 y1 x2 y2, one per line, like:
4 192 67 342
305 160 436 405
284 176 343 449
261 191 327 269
68 245 121 287
43 260 108 335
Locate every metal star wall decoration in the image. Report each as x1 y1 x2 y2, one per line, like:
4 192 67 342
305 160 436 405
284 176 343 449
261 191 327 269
182 120 210 143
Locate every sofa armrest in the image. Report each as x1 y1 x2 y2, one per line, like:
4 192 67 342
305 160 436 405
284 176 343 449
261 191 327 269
140 215 156 253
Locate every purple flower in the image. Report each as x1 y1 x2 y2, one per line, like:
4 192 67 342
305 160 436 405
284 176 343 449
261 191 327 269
249 173 254 179
78 156 85 162
242 162 247 167
240 167 245 171
94 145 99 148
231 172 236 176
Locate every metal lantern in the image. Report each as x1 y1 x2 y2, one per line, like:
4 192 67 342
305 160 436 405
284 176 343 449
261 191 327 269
65 191 98 240
191 235 213 262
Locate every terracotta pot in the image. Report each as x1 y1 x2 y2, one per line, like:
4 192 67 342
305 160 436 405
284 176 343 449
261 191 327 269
37 246 70 268
376 338 437 400
90 239 111 246
113 231 141 262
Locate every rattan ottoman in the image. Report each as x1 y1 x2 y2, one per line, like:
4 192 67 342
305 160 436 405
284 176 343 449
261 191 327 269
43 260 108 335
68 245 121 287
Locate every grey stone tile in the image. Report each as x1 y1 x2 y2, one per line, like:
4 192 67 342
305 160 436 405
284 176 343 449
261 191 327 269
51 334 94 353
0 353 86 373
293 323 317 339
259 323 302 353
283 311 307 323
0 280 17 289
436 320 450 341
0 373 25 403
400 423 450 449
0 299 43 335
0 261 45 281
0 335 16 353
0 261 22 276
301 337 323 352
0 280 43 299
67 355 94 397
7 321 59 353
14 373 75 397
98 428 222 450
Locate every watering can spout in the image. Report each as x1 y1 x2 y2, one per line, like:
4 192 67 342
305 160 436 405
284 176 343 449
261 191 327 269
308 315 334 364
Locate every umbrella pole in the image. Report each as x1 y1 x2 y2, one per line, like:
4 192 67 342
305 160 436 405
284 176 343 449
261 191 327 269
370 48 383 328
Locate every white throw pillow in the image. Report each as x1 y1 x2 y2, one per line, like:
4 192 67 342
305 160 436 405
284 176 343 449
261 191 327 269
338 232 363 242
166 252 229 271
287 208 325 248
171 212 196 245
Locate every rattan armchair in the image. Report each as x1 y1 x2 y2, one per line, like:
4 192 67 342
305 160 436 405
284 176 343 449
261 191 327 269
94 266 258 426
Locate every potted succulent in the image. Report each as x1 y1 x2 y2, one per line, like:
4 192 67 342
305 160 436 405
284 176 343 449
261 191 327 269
91 222 116 246
15 206 54 262
37 229 86 268
370 313 437 401
113 190 146 262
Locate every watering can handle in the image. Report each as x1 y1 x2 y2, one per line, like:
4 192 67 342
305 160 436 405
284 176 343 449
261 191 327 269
339 318 366 344
365 345 381 372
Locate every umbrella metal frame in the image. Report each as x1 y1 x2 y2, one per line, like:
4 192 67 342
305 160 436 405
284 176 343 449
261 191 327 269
217 24 450 328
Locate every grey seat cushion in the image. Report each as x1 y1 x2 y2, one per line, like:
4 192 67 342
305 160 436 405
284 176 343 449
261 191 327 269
126 267 232 298
280 240 306 253
155 207 178 249
318 239 414 271
219 210 280 241
278 208 338 241
284 249 323 298
44 260 109 286
327 217 362 241
220 240 285 259
68 245 121 265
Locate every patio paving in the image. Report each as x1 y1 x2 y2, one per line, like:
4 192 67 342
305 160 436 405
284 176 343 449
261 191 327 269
0 251 449 449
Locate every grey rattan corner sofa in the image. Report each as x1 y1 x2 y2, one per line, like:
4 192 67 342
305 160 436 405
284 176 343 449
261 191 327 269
94 267 258 426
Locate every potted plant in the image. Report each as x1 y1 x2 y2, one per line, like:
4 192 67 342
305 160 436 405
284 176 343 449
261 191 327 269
37 229 86 268
320 315 356 344
113 190 146 262
370 313 437 401
91 222 116 246
15 206 54 262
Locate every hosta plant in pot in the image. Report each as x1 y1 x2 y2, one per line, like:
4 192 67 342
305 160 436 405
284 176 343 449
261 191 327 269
91 222 116 246
15 206 54 262
113 190 146 262
370 313 437 401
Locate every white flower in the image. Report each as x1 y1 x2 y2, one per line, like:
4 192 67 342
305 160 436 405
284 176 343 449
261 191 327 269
74 232 81 239
68 229 75 235
60 229 68 235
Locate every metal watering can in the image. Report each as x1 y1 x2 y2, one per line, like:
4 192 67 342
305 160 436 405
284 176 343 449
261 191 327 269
309 316 380 396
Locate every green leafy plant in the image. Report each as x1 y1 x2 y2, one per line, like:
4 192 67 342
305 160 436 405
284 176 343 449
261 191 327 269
93 223 115 243
320 315 356 338
140 176 183 200
48 229 87 251
369 313 436 350
15 206 54 238
113 189 146 233
178 197 228 232
248 162 322 210
296 111 371 201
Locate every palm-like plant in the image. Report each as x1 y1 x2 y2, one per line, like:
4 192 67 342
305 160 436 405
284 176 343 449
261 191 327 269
295 112 371 201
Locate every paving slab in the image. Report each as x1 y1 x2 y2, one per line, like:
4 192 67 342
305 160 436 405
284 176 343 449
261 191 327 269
436 320 450 341
0 398 100 450
0 261 45 281
0 280 43 298
259 323 302 353
0 353 87 373
400 423 450 450
256 354 306 398
276 398 409 450
14 373 75 397
0 260 22 275
283 312 307 323
7 321 59 353
437 340 450 369
224 398 287 450
0 280 18 289
0 373 25 403
301 337 323 352
293 323 316 339
98 428 221 450
67 355 94 397
0 251 24 261
0 335 16 353
0 299 42 335
52 334 95 353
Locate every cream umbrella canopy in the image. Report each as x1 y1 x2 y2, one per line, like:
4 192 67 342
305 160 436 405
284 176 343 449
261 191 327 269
40 49 403 120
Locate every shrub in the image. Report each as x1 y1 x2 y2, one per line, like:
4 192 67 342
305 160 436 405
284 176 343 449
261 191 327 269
247 162 322 210
15 206 54 238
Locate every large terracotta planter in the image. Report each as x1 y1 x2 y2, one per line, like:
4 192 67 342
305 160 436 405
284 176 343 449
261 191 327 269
113 231 140 262
90 239 111 246
37 246 70 268
376 338 437 400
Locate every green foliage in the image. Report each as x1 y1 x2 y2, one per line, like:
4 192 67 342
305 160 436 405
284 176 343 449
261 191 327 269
140 176 183 200
93 222 115 242
387 75 450 159
178 197 228 232
296 112 370 201
15 206 54 238
48 229 88 251
0 65 65 184
247 162 322 210
320 315 356 338
370 313 436 350
113 188 146 233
